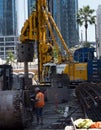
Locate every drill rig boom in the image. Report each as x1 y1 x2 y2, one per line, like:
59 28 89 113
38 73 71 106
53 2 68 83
19 0 73 82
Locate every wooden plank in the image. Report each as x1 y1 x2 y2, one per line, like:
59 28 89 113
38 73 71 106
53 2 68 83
64 126 101 130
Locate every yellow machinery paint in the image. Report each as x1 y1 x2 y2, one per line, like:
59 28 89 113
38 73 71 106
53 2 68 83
63 63 87 82
19 0 88 83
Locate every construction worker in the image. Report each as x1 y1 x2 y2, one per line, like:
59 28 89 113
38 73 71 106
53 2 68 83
34 87 45 125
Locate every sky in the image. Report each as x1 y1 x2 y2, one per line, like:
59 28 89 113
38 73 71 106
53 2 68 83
17 0 28 34
78 0 101 42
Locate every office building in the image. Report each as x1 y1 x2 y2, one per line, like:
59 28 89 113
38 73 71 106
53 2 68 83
46 0 79 48
0 0 19 60
0 36 20 60
0 0 17 35
67 0 79 47
96 5 101 59
28 0 36 16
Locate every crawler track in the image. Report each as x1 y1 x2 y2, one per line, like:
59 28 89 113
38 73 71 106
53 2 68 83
76 82 101 121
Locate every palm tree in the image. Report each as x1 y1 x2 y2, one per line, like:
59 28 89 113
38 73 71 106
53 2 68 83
6 50 15 65
77 5 96 43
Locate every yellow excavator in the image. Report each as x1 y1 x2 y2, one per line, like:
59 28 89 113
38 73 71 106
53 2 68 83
18 0 87 84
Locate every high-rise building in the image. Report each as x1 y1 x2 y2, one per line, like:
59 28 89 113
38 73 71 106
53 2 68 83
48 0 53 15
0 36 20 60
50 0 61 47
67 0 79 47
52 0 79 48
0 0 19 60
96 5 101 59
28 0 36 16
0 0 17 36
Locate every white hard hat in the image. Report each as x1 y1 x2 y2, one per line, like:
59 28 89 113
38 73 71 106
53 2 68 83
35 87 40 91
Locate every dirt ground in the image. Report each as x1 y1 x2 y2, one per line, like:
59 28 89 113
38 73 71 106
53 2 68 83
25 89 85 130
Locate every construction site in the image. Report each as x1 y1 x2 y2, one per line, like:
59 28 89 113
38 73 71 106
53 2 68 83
0 0 101 130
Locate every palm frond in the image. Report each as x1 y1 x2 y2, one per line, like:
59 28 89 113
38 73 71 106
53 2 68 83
77 5 96 43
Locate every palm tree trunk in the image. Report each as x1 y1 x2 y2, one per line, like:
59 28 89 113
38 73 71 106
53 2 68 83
85 22 88 43
85 27 87 43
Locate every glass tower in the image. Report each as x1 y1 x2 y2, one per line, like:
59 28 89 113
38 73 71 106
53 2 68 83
50 0 79 48
67 0 79 47
28 0 36 16
0 0 17 36
96 5 101 59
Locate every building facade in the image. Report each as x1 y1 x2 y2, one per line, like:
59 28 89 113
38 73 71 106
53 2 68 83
28 0 36 16
96 5 101 59
0 0 17 36
67 0 79 48
0 36 20 60
45 0 79 48
0 0 19 60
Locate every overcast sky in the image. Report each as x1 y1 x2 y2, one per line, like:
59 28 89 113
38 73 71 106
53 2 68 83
78 0 101 42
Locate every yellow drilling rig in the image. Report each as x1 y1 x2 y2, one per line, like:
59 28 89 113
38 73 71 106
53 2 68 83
0 0 88 129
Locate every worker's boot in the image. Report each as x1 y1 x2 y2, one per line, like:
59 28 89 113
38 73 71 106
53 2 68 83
40 117 43 125
36 117 39 125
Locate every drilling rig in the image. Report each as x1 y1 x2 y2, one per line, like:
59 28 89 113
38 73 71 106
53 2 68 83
0 0 88 129
17 0 87 85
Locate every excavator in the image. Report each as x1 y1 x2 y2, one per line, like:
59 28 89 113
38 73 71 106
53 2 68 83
0 0 88 129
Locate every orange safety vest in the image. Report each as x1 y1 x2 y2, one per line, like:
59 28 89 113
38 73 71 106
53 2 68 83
35 92 45 108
